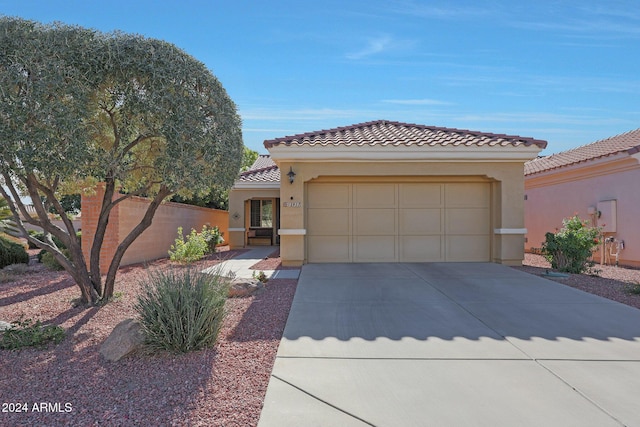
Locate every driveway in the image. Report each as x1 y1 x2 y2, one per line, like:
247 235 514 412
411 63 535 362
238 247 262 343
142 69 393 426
258 263 640 427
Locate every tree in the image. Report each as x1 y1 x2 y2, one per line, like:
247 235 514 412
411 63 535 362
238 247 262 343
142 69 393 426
0 18 243 304
0 196 19 236
242 146 259 171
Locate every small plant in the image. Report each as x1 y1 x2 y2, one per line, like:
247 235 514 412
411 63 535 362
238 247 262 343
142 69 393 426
542 215 601 274
135 267 228 353
0 235 29 269
626 282 640 295
200 225 224 254
252 270 268 283
0 318 65 350
41 249 69 271
169 227 209 264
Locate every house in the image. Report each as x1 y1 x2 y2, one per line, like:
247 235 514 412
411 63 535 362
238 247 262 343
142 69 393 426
229 120 546 266
524 128 640 268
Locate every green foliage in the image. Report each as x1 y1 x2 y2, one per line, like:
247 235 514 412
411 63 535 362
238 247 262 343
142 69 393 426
626 282 640 295
135 267 228 353
0 318 65 350
170 185 230 210
252 270 269 283
0 17 243 304
169 226 223 263
242 146 260 172
542 215 601 274
41 249 69 271
0 197 18 236
0 235 29 269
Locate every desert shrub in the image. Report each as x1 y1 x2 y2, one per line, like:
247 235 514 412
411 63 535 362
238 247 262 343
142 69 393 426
201 225 224 253
0 235 29 269
0 318 65 350
542 215 601 274
29 230 81 250
135 267 228 353
41 249 69 271
169 226 216 263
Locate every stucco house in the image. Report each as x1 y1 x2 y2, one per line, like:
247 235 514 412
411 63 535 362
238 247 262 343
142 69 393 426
229 120 546 266
524 128 640 268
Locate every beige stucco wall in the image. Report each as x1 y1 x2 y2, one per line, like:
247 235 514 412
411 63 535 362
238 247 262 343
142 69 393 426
525 155 640 267
118 197 228 266
227 187 279 248
275 160 529 266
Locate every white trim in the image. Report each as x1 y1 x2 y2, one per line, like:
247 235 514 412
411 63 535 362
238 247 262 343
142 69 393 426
278 229 307 235
228 228 246 232
494 228 528 235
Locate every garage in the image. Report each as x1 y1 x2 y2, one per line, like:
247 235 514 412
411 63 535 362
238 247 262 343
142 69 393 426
307 180 491 262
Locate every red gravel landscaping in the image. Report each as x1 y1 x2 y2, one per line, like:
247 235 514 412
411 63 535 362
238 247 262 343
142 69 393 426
2 248 640 426
0 247 296 427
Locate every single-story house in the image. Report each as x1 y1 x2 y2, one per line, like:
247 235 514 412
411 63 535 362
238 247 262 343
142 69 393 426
524 128 640 268
229 120 546 266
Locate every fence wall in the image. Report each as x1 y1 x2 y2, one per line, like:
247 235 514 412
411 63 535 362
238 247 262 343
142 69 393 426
82 185 228 271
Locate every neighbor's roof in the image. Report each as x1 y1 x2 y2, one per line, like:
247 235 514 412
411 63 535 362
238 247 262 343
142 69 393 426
264 120 547 149
236 154 280 183
525 128 640 176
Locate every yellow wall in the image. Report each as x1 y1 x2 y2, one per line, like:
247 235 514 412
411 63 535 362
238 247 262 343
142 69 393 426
227 187 279 248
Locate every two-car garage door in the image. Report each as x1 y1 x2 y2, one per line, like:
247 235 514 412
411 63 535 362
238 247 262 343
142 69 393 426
307 182 491 262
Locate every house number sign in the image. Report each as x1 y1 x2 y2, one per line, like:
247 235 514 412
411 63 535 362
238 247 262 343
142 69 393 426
283 201 302 208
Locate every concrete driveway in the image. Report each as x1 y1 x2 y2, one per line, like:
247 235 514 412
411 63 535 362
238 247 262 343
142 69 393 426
258 263 640 427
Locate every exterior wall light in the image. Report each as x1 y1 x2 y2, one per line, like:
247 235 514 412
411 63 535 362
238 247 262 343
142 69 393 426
287 167 296 184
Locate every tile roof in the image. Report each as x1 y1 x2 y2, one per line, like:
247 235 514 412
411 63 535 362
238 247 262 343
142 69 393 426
264 120 547 149
236 154 280 183
525 128 640 175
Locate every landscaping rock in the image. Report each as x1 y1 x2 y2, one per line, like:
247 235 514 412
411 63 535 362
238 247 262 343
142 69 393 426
99 318 145 362
228 278 265 298
0 321 12 331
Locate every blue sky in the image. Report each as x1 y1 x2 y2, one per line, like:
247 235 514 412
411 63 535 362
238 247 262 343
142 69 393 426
2 0 639 155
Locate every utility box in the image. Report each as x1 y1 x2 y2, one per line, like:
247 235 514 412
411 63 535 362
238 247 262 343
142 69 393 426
597 200 617 233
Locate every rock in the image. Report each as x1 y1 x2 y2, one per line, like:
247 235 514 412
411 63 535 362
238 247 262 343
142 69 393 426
227 278 265 298
99 318 146 362
0 321 13 331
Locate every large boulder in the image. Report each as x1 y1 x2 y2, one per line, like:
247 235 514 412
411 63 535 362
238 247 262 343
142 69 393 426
99 318 145 362
227 277 265 298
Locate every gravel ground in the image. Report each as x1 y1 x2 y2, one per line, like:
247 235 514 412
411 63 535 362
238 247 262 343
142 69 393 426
3 249 640 426
0 247 297 427
249 249 299 271
514 253 640 310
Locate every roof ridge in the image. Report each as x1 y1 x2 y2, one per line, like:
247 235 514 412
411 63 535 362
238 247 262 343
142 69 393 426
240 164 278 176
264 119 547 148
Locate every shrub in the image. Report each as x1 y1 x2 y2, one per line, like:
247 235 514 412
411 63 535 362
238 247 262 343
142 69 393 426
0 318 65 350
135 267 228 353
41 249 69 271
0 235 29 269
542 215 601 274
201 225 224 254
168 226 221 263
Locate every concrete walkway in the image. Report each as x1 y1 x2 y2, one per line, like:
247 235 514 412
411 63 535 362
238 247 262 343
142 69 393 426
258 262 640 427
203 246 300 279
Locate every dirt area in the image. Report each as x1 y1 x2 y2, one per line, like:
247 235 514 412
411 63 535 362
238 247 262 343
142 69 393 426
249 248 300 271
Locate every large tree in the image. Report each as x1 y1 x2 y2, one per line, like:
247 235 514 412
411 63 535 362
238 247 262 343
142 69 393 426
0 18 243 304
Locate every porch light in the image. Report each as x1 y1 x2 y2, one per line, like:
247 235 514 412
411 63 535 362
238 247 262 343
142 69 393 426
287 167 296 184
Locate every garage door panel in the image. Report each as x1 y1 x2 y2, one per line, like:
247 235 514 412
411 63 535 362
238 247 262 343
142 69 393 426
307 208 350 235
308 184 350 208
354 236 396 262
354 208 396 235
400 236 443 262
400 208 442 234
446 208 490 235
446 235 490 262
308 236 350 262
446 183 490 207
399 183 443 208
354 184 396 208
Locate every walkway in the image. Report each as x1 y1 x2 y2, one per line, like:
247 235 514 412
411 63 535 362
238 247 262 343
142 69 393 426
259 262 640 427
203 246 300 279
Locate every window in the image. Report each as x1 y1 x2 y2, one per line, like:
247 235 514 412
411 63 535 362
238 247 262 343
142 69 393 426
250 199 273 228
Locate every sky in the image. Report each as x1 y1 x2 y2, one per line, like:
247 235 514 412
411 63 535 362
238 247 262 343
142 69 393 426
2 0 639 155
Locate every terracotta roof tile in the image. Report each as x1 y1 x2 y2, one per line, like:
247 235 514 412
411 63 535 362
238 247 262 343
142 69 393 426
525 128 640 175
237 155 280 183
264 120 547 149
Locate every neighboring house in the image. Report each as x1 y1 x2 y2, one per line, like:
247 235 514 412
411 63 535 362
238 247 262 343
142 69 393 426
229 120 545 266
524 128 640 268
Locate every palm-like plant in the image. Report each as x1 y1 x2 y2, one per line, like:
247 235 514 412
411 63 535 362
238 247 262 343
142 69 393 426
0 196 19 236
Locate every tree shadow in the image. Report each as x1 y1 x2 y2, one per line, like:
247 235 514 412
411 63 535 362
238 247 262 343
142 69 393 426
0 277 75 307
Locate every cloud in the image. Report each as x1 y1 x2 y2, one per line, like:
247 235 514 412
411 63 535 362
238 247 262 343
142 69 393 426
345 35 393 60
382 99 455 106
